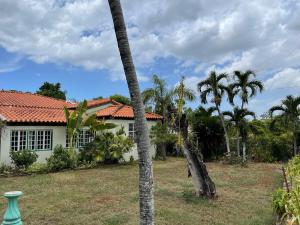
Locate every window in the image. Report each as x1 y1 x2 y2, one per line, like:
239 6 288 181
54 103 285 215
10 130 52 151
66 130 94 148
128 123 136 140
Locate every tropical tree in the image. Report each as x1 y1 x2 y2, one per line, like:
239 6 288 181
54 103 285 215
223 107 256 161
142 74 174 122
198 71 232 155
36 82 66 100
142 75 175 159
269 95 300 156
190 107 225 160
174 76 196 150
110 94 132 105
108 0 155 224
230 70 264 109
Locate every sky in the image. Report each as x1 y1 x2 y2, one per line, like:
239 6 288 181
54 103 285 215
0 0 300 116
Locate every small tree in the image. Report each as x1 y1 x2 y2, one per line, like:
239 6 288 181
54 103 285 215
36 82 66 100
223 107 256 161
110 94 131 105
198 71 232 156
270 95 300 156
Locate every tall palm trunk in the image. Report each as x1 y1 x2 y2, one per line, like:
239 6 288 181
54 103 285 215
293 122 298 156
236 135 240 157
108 1 154 224
242 141 246 161
216 105 231 155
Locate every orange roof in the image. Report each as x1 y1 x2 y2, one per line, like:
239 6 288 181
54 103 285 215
0 90 76 123
96 105 162 120
0 90 162 123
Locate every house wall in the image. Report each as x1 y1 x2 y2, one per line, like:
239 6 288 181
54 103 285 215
105 119 158 161
0 120 158 165
0 125 67 165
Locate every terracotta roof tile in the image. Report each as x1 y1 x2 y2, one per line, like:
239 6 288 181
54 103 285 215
96 105 162 120
0 91 75 123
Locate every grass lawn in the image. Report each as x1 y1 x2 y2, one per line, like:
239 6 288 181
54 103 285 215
0 158 281 225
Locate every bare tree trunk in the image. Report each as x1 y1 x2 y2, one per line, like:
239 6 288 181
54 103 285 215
216 106 231 155
293 123 298 156
181 114 216 198
242 141 246 161
108 1 154 224
236 136 240 157
182 144 217 198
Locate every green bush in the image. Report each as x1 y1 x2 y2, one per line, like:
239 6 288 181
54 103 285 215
78 141 100 163
0 163 13 174
79 129 134 164
10 149 38 169
272 188 289 215
47 145 76 172
26 163 48 174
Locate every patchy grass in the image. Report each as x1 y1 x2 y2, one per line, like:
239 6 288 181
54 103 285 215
0 158 281 225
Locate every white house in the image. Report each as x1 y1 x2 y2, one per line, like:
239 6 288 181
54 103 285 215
0 91 162 165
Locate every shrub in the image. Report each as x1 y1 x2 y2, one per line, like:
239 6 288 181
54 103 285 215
26 163 48 174
79 129 134 164
272 188 289 216
78 141 100 163
10 149 38 169
0 163 13 174
47 145 76 172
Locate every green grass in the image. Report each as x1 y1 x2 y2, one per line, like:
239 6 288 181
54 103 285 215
0 158 281 225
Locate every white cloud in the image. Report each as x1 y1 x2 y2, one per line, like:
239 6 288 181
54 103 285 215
0 0 299 83
265 68 300 90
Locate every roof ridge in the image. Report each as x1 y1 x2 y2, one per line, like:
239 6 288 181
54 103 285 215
111 104 126 116
0 104 65 110
0 89 75 105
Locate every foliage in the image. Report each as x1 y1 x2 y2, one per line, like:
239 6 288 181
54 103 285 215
47 145 76 172
230 70 264 108
0 163 13 174
270 95 300 155
142 74 175 121
26 163 48 174
10 149 38 169
150 122 177 159
110 94 131 105
79 129 134 164
248 119 293 162
189 107 225 160
273 156 300 224
36 82 66 100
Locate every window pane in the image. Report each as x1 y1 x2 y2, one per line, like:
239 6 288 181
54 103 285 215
77 130 84 148
44 130 52 150
10 131 19 151
28 131 36 150
37 130 44 150
19 131 27 150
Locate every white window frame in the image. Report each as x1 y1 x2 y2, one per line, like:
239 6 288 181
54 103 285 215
66 129 94 148
128 123 136 140
10 129 53 151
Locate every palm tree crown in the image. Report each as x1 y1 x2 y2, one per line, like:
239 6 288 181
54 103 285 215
231 70 264 108
142 75 174 120
198 71 230 106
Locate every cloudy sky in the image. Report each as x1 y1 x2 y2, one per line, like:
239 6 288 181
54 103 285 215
0 0 299 116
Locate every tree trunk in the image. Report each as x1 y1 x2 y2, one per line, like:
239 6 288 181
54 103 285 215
216 105 231 155
182 143 217 198
293 123 298 156
108 1 155 225
242 141 246 161
181 114 216 198
236 136 240 157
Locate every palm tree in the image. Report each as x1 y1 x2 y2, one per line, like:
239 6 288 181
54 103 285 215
231 70 264 109
269 95 300 156
223 107 256 161
142 74 174 121
174 77 196 150
142 75 174 159
108 1 154 224
198 71 232 155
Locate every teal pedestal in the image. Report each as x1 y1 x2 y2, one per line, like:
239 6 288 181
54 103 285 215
1 191 23 225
